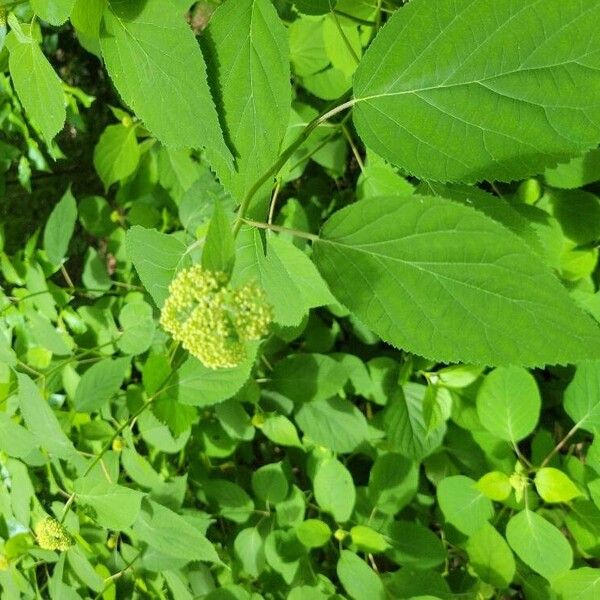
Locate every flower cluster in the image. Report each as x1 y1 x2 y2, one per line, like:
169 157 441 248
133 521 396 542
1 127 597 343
34 517 74 551
160 265 272 369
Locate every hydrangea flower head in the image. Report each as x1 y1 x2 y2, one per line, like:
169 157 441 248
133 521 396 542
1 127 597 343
34 517 74 551
160 265 272 369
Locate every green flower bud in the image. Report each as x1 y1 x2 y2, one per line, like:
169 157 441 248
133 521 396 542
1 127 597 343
34 517 74 551
0 554 8 571
160 265 272 369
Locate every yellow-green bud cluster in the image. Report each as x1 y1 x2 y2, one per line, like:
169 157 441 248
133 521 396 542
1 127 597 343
160 265 272 369
34 517 74 551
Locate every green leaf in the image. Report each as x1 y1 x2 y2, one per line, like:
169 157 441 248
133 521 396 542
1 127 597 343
314 457 355 522
233 228 334 326
368 453 418 515
79 195 115 237
553 567 600 600
73 478 143 530
385 521 445 569
545 149 600 190
31 0 75 26
205 0 290 203
437 475 493 535
204 480 254 524
564 362 600 433
201 200 235 277
506 509 573 581
251 463 289 504
271 353 348 404
93 123 140 190
535 468 583 504
6 29 65 144
117 301 156 356
74 357 130 413
323 15 361 78
0 330 16 367
312 195 600 367
174 353 254 407
350 526 388 554
295 396 367 453
125 226 190 308
100 0 232 176
71 0 104 38
0 413 39 460
260 415 302 448
337 550 385 600
234 527 266 577
133 499 219 563
466 523 515 589
28 312 72 356
352 0 600 183
82 247 112 291
476 366 541 442
296 519 331 549
385 385 446 461
17 373 76 460
476 471 512 502
419 182 544 259
43 188 77 266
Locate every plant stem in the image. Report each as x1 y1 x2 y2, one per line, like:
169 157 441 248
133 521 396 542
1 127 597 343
267 181 281 226
341 124 365 171
333 10 376 26
540 423 580 468
241 219 320 242
331 10 360 65
232 98 356 237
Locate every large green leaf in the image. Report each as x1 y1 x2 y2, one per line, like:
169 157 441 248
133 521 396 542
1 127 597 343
233 228 334 327
205 0 290 204
506 509 573 581
368 453 418 515
385 385 446 461
74 357 130 413
43 188 78 266
466 523 515 589
30 0 75 26
100 0 232 177
564 362 600 433
270 353 348 404
174 353 254 407
17 374 76 460
437 475 493 535
337 550 386 600
125 226 190 308
93 123 140 191
312 195 600 367
74 478 143 530
352 0 600 183
133 499 219 563
553 568 600 600
295 396 368 453
6 27 65 144
476 366 541 442
313 458 355 522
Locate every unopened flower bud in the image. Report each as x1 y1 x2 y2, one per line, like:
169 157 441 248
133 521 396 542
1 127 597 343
34 517 74 551
160 265 272 369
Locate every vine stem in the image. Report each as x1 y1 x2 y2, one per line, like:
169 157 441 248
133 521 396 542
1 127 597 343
241 219 320 242
232 98 357 237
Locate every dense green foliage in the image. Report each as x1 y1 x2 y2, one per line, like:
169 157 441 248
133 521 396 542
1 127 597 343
1 0 600 598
